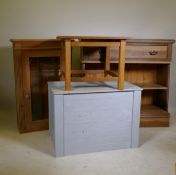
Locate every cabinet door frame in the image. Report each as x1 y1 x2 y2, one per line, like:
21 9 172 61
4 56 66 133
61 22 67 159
21 50 60 132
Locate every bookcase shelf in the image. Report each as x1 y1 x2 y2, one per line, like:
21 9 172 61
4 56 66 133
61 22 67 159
134 83 168 90
141 104 170 127
82 39 175 127
141 104 169 118
82 60 172 64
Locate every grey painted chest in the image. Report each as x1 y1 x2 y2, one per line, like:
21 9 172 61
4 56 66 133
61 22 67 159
48 81 142 157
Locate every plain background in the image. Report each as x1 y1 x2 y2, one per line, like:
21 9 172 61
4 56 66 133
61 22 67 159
0 0 176 117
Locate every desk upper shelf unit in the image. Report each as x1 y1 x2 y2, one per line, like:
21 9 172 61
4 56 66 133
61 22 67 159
81 38 175 127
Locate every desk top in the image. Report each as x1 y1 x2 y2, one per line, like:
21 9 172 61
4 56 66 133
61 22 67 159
48 81 142 95
56 36 130 41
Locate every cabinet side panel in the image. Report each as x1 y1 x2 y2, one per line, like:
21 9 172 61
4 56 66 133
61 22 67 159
13 49 26 132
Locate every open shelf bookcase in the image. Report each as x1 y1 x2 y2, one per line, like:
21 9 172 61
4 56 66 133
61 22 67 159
82 39 175 127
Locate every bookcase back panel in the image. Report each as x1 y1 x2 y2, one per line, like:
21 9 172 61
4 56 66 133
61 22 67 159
142 91 156 105
125 64 158 84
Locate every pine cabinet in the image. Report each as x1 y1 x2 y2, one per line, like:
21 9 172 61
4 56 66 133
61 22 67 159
11 39 61 133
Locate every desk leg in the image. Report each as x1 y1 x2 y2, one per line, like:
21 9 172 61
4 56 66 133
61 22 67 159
65 40 71 91
60 41 65 80
105 46 110 77
118 40 126 90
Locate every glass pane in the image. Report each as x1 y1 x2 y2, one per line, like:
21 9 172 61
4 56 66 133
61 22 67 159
29 57 59 121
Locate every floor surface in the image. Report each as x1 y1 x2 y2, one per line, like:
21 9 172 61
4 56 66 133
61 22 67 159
0 110 176 175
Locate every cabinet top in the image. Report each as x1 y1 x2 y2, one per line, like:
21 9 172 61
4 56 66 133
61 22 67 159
10 38 175 44
127 39 175 44
10 38 175 50
56 36 130 41
10 39 61 50
10 39 59 43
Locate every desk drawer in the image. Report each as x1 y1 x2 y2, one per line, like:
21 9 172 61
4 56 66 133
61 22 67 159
126 46 168 59
110 45 168 61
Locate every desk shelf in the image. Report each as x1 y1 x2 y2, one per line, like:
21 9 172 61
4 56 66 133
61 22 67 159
82 60 172 64
134 83 168 90
82 39 175 127
141 105 170 127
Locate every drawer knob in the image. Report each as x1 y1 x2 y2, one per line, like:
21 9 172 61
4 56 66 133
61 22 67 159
149 50 158 55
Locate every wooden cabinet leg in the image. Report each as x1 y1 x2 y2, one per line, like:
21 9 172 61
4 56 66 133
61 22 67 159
65 40 71 91
118 40 126 90
60 41 65 80
105 46 110 77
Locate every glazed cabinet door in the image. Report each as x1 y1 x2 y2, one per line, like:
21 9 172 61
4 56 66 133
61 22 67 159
22 50 60 132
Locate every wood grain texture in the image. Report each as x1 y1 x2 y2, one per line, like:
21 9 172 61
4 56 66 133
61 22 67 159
82 60 172 64
71 76 119 82
105 46 111 77
140 117 169 127
71 42 120 47
56 36 129 40
65 40 71 91
60 41 65 80
11 39 60 133
82 39 175 127
10 39 61 50
11 38 175 132
118 40 126 89
60 37 127 90
82 39 175 63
